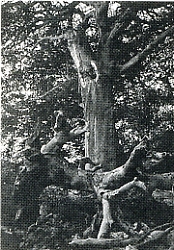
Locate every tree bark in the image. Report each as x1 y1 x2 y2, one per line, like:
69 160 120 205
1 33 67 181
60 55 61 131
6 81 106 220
85 74 118 169
67 34 118 170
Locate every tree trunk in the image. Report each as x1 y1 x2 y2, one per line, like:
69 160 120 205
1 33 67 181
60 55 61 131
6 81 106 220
67 36 118 170
85 74 118 170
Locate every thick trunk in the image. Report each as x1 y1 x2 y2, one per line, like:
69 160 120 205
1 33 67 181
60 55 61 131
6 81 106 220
85 75 118 169
68 39 118 170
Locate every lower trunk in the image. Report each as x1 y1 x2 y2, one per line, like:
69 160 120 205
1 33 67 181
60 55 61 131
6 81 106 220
84 74 120 170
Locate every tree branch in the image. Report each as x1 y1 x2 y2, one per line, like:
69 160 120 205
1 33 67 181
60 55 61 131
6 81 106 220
33 34 64 50
136 222 174 245
40 123 88 155
106 8 132 46
120 25 174 73
120 1 173 11
136 226 174 248
33 78 76 101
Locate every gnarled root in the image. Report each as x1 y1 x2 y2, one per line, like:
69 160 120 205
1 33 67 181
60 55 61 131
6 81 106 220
97 178 146 239
97 198 113 239
69 237 138 248
101 177 146 199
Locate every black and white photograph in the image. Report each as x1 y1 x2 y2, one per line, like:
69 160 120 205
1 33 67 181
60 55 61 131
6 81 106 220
1 1 174 249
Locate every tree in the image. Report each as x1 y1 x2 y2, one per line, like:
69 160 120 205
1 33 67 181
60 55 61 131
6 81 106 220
2 1 174 168
1 1 174 249
61 2 174 169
